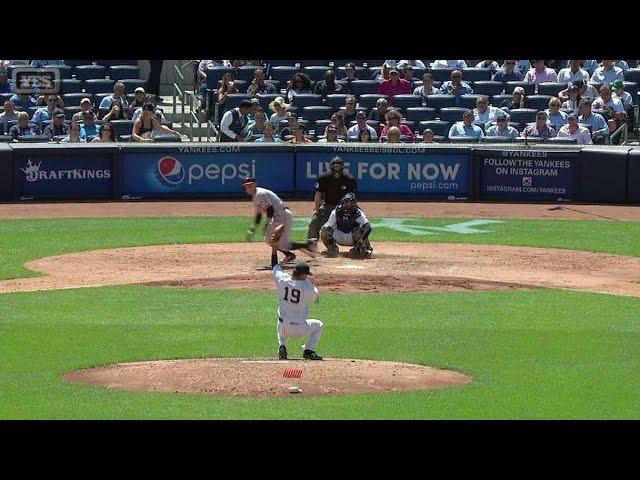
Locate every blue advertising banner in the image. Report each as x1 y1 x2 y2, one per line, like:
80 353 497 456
121 149 294 197
295 147 470 198
17 154 113 199
478 149 578 201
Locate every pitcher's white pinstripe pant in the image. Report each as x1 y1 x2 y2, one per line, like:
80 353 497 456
277 318 323 350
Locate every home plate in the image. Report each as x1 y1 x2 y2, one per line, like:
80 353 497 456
336 264 366 269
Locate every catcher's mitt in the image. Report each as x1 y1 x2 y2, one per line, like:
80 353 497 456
269 224 285 248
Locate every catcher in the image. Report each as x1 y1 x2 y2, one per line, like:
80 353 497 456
242 177 316 265
319 193 373 258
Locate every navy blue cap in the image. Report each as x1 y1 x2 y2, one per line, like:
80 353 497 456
293 262 313 276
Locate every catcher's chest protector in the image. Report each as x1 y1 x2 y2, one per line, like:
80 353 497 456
336 206 361 233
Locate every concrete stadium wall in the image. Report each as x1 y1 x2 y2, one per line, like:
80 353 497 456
1 143 637 204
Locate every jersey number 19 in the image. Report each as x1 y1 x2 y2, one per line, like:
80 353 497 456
283 287 300 304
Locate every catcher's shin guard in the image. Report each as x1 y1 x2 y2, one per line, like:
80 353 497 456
320 225 339 257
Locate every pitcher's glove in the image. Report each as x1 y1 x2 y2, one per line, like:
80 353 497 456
269 224 285 248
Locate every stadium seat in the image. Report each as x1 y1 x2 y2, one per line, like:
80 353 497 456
509 122 524 132
109 120 134 137
314 120 332 134
537 82 567 97
473 81 505 96
491 94 513 108
429 68 455 82
0 135 13 142
270 66 299 84
120 79 147 94
461 68 492 82
392 95 422 110
482 136 517 143
405 107 436 122
508 108 538 124
303 66 330 82
118 135 132 142
109 66 141 82
0 93 13 103
366 120 380 132
625 68 640 84
337 67 369 80
47 65 72 79
358 94 388 109
449 136 479 143
94 93 111 108
459 94 483 109
59 79 83 94
505 81 535 95
224 94 252 111
18 135 50 143
153 135 182 143
419 120 451 138
28 106 40 119
400 135 414 143
439 107 469 123
623 81 639 105
63 93 92 106
205 66 234 86
549 137 577 144
265 60 299 68
97 60 138 67
299 60 331 68
74 65 106 81
236 65 260 82
302 106 333 123
348 80 379 96
291 94 323 108
84 79 114 95
525 95 554 111
64 106 81 120
424 95 457 110
265 80 281 91
325 94 351 110
361 60 386 67
400 120 415 130
216 79 248 93
64 60 94 69
256 94 280 115
338 107 367 117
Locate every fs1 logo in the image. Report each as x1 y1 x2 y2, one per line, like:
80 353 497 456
157 156 185 185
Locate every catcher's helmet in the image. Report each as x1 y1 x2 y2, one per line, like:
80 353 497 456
329 156 344 166
340 192 357 211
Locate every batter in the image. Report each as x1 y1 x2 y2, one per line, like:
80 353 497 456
242 177 316 264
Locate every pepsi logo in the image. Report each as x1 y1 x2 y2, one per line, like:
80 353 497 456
157 156 185 185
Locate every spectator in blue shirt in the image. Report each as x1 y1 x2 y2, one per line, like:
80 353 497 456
31 94 59 124
544 97 568 130
492 60 524 82
439 70 474 96
10 92 37 110
30 60 65 67
79 111 100 139
99 81 128 111
578 99 609 144
448 110 484 139
9 111 41 140
0 68 11 93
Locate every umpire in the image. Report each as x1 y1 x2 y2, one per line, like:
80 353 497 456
307 156 357 244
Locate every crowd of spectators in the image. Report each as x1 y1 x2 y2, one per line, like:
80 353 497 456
199 59 639 145
0 60 181 143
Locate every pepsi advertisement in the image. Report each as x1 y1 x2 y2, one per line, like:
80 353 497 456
121 148 295 198
479 149 578 201
296 147 470 198
17 154 113 200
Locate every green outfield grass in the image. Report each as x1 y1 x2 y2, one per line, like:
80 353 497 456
0 215 639 419
0 286 638 419
0 216 639 280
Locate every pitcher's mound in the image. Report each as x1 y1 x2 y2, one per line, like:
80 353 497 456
63 358 472 397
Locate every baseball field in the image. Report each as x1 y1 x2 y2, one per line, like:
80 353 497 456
1 201 639 419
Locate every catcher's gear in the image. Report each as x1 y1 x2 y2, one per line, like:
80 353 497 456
269 224 285 248
340 192 357 213
329 156 344 167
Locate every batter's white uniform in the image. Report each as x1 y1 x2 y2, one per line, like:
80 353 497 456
324 208 370 246
252 187 293 251
273 264 323 349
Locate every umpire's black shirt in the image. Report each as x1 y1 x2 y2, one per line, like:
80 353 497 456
316 172 357 205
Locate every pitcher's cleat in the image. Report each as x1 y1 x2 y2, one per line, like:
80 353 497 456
282 252 297 264
303 349 323 360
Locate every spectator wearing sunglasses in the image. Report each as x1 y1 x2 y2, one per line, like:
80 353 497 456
91 122 116 142
287 72 312 102
485 113 519 138
439 70 473 96
557 60 590 84
492 60 524 82
32 95 60 124
380 110 416 142
524 60 558 85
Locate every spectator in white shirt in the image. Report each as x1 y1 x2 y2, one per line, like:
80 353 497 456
473 95 508 128
397 60 426 70
413 73 438 101
557 114 592 144
317 124 345 143
557 60 590 84
431 60 467 69
610 79 634 114
347 111 379 141
590 60 624 84
592 84 626 129
561 84 581 115
475 60 499 71
500 60 531 75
